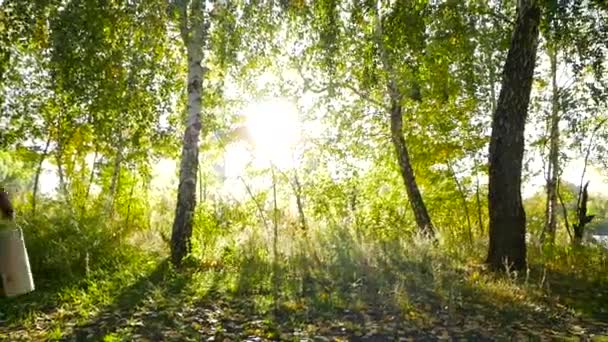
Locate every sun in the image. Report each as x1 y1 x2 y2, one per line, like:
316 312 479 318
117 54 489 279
221 98 302 182
242 98 301 169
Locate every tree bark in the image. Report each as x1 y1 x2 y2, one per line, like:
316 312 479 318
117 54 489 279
390 102 434 236
239 176 270 231
292 170 308 231
569 119 607 245
448 160 473 245
31 137 51 216
124 179 137 232
373 2 435 237
543 45 560 244
487 48 497 115
271 165 280 314
556 179 573 241
573 181 594 245
107 141 123 215
487 0 541 272
55 150 69 203
475 161 484 234
171 0 206 266
82 147 98 213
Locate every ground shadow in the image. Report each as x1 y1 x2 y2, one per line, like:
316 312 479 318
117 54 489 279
61 259 191 341
5 230 608 341
0 265 106 331
529 262 608 321
189 232 608 341
1 278 69 323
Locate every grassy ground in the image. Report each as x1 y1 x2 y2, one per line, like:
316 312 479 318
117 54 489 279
1 229 608 341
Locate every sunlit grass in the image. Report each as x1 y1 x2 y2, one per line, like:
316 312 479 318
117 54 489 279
3 223 608 340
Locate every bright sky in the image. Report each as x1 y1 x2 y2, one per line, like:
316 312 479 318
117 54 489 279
226 98 302 174
523 158 608 198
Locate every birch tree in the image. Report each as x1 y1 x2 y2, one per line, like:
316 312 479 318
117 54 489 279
170 0 209 266
372 1 434 237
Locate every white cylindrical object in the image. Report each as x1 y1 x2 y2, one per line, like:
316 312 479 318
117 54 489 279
0 228 35 297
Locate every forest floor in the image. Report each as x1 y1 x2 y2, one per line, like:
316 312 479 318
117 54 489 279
1 236 608 341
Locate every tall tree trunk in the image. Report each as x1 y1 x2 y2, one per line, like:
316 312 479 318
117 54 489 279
55 141 77 218
124 180 137 232
198 159 204 203
31 137 51 216
373 1 434 237
487 0 541 272
271 165 280 314
573 181 594 245
475 160 484 234
55 150 69 203
556 179 573 241
143 175 152 230
488 51 497 115
543 46 560 244
390 103 434 236
292 170 308 231
81 147 99 217
171 0 206 266
569 119 606 244
107 141 123 215
239 176 270 231
277 168 308 231
448 160 473 245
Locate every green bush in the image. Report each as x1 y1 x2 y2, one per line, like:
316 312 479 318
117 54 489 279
19 200 139 287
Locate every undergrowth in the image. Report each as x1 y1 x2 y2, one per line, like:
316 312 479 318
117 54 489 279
2 218 608 340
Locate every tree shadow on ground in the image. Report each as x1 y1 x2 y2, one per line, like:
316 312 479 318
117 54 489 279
528 262 608 321
0 277 71 325
184 231 608 341
61 259 194 341
5 230 608 341
0 262 117 335
1 216 143 330
526 246 608 322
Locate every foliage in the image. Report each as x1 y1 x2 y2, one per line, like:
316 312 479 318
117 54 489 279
0 150 34 193
0 0 608 339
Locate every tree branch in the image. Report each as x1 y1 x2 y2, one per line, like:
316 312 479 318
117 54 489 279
479 7 515 25
175 0 189 44
576 117 608 210
239 176 270 231
340 81 388 110
556 179 573 241
295 62 389 110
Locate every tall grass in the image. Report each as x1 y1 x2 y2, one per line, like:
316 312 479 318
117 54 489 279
2 197 607 340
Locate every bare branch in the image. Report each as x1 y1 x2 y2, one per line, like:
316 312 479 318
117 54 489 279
239 176 270 231
294 62 389 110
557 179 573 241
479 7 515 25
339 81 388 110
576 117 608 210
171 0 189 44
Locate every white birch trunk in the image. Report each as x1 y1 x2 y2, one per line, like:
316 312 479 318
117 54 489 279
171 0 207 265
543 46 560 243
